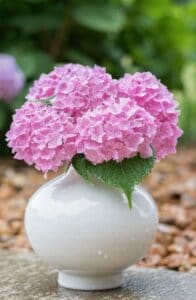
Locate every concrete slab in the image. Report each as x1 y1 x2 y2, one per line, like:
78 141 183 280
0 250 195 300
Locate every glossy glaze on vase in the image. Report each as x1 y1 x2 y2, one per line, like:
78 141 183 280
25 167 158 291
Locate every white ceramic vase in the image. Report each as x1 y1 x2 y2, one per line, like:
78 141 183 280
25 166 158 291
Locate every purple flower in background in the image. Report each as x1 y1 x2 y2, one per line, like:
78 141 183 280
0 54 24 101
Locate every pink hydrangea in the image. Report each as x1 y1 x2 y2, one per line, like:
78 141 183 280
27 64 115 117
7 64 183 173
6 101 76 173
118 72 183 160
0 54 24 101
26 64 83 101
76 98 156 164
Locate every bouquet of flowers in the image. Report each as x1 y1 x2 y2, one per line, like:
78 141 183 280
7 64 182 207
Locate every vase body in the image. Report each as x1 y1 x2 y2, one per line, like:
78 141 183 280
25 167 158 290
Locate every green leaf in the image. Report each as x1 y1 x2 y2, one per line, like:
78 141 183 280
72 154 155 208
181 62 196 102
8 47 55 79
0 104 7 130
66 49 95 66
10 14 61 33
139 0 170 19
72 4 126 33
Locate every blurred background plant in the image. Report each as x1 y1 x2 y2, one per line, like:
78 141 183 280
0 0 195 155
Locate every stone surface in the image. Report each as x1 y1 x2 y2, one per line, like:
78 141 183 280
0 250 196 300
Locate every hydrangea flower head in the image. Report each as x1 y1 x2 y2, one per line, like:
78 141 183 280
0 54 24 101
7 63 183 173
27 64 115 117
76 98 156 163
118 72 183 160
7 101 77 173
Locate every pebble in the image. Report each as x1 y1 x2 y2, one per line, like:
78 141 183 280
161 254 190 269
150 243 167 256
0 220 11 237
158 224 179 235
168 244 184 254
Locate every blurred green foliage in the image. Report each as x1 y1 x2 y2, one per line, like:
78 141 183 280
0 0 196 155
